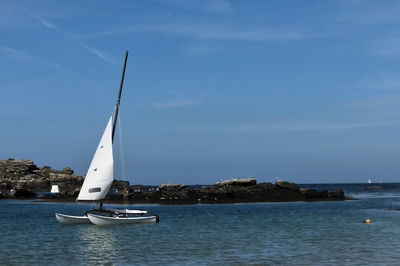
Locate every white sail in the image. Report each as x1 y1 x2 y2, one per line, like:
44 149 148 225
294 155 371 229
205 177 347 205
77 116 114 201
51 185 59 193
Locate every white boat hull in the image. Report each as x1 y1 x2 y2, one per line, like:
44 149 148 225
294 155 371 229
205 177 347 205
55 213 92 224
87 213 158 226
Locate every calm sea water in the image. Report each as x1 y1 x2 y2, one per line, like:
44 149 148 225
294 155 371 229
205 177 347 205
2 183 400 265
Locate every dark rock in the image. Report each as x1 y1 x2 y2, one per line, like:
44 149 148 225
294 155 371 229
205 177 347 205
71 188 81 197
107 179 345 204
300 188 345 200
275 179 300 191
160 184 197 203
320 189 329 198
257 182 275 190
0 159 85 192
195 178 259 203
0 159 39 178
104 185 160 203
125 185 158 194
9 189 36 198
0 161 348 204
231 183 270 201
0 191 11 199
62 166 74 175
21 179 50 191
299 187 311 194
111 180 130 190
198 184 234 202
300 188 321 200
121 185 160 203
0 182 9 190
214 177 256 187
329 188 345 199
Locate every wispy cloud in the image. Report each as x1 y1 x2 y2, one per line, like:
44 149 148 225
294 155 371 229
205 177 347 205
80 44 118 64
0 46 79 76
22 7 117 64
22 8 56 30
72 23 303 42
81 43 117 64
199 120 393 132
152 99 204 109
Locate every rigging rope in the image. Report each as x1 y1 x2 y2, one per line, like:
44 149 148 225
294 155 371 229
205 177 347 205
118 115 128 210
118 115 127 180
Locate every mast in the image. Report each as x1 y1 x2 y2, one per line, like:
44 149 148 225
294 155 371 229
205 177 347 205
101 51 128 209
112 50 129 143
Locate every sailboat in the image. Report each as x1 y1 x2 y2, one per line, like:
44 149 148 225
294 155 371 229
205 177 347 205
368 179 372 184
56 51 159 225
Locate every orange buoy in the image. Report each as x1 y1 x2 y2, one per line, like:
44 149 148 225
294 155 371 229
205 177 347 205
365 219 371 223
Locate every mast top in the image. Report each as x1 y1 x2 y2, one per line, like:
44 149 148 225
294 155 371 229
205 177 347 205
112 50 129 142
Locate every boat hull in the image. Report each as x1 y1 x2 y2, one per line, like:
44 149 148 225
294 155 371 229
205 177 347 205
55 213 92 224
87 213 159 226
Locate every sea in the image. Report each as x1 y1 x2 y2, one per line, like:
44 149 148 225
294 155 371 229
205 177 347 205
2 183 400 265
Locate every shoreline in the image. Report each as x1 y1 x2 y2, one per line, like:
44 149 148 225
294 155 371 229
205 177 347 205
1 178 348 204
1 159 348 204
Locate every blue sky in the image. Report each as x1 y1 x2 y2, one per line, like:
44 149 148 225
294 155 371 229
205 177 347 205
2 0 400 184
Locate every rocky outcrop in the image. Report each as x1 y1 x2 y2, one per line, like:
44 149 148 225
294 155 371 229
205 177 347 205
116 178 346 205
0 158 129 194
0 158 83 192
299 188 345 200
159 184 197 202
195 181 306 203
0 159 347 204
106 185 160 203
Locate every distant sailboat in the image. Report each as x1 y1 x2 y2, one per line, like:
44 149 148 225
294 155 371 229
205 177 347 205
50 185 59 194
56 51 159 225
368 179 372 184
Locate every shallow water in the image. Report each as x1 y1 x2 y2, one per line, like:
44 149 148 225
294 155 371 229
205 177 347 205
1 183 400 265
